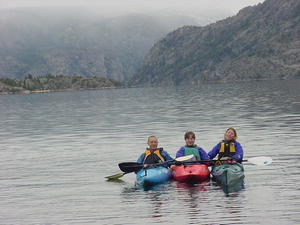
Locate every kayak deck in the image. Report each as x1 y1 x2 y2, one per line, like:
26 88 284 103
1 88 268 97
211 163 244 186
172 164 210 183
136 166 172 187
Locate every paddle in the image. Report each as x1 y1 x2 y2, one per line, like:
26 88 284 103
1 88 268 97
118 162 144 173
243 156 272 165
106 157 188 180
106 156 272 180
117 155 195 173
106 161 168 180
177 156 273 166
106 172 128 180
106 162 148 180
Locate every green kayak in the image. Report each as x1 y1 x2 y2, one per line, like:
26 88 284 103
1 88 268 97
211 163 244 186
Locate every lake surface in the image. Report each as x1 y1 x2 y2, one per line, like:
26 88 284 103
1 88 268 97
0 79 299 225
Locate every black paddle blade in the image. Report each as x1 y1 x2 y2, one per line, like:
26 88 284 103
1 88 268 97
118 162 143 173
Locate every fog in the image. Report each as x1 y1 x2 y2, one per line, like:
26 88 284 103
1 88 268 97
0 0 264 15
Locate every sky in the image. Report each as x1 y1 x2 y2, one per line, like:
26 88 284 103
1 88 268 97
0 0 265 14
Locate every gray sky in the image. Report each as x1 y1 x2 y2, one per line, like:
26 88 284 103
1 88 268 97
0 0 265 14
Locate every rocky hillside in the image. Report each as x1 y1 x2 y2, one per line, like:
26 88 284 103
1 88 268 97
130 0 300 86
0 8 199 81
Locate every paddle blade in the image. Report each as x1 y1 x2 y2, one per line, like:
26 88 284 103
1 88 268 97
247 156 272 165
118 162 143 173
105 173 125 180
175 155 195 162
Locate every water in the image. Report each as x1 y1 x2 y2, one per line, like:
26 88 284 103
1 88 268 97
0 80 299 225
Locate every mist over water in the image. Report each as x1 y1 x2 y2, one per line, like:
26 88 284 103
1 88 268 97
0 79 299 224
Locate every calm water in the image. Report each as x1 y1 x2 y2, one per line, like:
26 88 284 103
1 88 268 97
0 80 299 225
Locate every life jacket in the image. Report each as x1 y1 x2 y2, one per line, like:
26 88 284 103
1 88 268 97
143 148 165 164
218 141 236 159
184 146 201 160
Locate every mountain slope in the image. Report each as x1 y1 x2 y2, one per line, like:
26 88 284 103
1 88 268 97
0 8 199 81
130 0 300 86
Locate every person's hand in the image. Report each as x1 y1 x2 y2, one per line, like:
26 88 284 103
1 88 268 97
227 159 237 164
220 157 236 164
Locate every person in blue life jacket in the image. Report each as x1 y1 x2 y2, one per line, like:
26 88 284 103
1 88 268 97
137 136 173 166
208 127 244 163
176 131 209 161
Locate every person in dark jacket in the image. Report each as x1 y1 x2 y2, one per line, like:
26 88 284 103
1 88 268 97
208 127 244 163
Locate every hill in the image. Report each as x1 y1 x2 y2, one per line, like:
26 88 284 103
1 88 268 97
130 0 300 86
0 8 201 81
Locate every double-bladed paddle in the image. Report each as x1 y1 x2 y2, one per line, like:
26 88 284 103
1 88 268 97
174 156 273 166
106 158 178 180
106 161 171 180
243 156 272 165
105 156 272 180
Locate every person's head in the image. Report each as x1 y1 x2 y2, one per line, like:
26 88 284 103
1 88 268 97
224 128 237 141
184 131 196 146
147 136 158 150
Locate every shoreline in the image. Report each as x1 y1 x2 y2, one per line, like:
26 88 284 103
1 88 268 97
0 86 120 95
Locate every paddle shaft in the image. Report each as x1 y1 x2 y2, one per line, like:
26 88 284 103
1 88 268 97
118 160 174 173
118 156 272 173
179 157 272 166
108 156 271 180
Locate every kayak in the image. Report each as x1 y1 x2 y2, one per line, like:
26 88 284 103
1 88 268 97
136 166 172 187
171 164 210 183
211 163 244 186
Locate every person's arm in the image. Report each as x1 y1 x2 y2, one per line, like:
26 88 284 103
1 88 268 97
232 142 244 163
161 150 174 161
198 148 210 160
175 147 185 158
137 153 145 164
208 142 221 160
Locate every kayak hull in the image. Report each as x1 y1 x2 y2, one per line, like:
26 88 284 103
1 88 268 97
211 163 244 186
136 166 172 187
172 164 210 183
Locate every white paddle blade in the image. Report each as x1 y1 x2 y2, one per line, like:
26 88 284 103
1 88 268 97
248 156 273 165
175 155 195 162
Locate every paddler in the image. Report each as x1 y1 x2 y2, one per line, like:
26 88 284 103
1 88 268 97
208 127 244 163
175 131 209 161
137 136 173 165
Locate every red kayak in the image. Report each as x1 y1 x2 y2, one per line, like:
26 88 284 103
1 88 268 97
171 164 210 183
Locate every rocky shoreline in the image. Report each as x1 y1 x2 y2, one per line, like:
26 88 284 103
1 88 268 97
0 75 122 95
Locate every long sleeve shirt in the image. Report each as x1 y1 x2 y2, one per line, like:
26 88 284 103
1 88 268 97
175 146 210 160
208 141 244 163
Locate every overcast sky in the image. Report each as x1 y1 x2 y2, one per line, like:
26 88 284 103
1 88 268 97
0 0 265 14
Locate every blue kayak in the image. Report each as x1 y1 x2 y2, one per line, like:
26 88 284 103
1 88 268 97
136 166 172 187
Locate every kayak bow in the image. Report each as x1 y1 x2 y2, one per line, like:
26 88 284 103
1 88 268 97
136 166 172 187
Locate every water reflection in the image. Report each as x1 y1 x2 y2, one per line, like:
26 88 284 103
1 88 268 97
214 196 245 225
173 181 211 224
146 191 165 219
121 182 173 223
175 180 210 192
212 178 245 196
